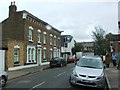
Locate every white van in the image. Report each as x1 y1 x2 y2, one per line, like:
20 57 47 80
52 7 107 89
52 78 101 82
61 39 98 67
76 52 83 60
0 71 8 87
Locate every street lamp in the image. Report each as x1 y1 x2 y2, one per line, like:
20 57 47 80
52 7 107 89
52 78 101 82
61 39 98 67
45 25 52 30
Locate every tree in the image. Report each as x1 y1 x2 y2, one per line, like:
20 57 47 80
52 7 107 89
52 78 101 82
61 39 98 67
71 43 84 55
105 33 113 52
92 26 106 55
75 43 84 52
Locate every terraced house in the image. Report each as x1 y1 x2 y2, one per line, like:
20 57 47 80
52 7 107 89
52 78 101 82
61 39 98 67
2 2 62 71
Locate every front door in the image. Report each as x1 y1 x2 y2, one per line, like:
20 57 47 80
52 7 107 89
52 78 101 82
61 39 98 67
38 48 42 65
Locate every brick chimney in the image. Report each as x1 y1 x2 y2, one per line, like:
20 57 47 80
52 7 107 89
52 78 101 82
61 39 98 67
9 1 17 17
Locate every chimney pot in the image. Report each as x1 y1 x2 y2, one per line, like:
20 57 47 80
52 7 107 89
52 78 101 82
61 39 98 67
13 1 15 5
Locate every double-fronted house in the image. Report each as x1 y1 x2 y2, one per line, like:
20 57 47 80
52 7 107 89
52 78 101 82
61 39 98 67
82 42 94 52
61 35 75 60
2 2 62 71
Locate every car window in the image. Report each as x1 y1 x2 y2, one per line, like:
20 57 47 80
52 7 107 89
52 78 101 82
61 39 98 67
77 58 103 69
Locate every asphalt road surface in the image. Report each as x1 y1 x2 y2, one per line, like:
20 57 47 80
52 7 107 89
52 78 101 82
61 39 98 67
4 63 74 89
3 63 107 90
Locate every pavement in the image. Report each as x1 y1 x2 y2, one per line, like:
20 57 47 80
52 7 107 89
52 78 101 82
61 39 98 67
6 63 119 89
105 63 119 90
7 64 50 80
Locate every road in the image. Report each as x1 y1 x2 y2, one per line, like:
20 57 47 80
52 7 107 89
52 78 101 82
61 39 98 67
4 63 107 89
4 63 74 89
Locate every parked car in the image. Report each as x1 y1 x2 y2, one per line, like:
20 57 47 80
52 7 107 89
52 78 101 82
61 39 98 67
67 55 77 63
0 71 8 87
69 56 106 89
49 57 67 67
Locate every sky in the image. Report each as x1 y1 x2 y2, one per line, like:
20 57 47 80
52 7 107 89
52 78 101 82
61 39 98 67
0 0 119 42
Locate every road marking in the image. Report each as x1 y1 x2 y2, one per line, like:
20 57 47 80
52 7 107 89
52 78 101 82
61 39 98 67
18 80 31 84
30 81 45 89
55 72 66 77
70 67 74 70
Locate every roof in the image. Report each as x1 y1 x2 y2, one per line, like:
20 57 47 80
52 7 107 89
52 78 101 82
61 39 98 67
2 4 62 33
106 34 120 41
61 35 73 46
17 10 61 33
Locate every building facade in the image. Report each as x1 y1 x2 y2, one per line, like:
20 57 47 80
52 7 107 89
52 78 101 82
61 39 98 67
106 34 120 53
2 2 61 71
82 42 94 52
61 35 75 60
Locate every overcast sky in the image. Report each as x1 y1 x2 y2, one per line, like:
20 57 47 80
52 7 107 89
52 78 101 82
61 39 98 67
0 0 119 42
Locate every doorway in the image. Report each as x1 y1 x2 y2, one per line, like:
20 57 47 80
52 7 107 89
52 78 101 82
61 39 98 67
38 48 42 65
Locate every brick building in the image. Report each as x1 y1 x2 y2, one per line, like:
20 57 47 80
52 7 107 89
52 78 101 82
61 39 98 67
2 2 62 71
82 42 94 52
106 34 120 53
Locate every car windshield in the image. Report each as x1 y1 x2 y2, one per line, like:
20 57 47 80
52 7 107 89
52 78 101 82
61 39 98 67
77 57 103 69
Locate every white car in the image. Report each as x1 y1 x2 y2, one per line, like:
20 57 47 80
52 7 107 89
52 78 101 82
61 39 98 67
69 56 106 89
0 71 8 87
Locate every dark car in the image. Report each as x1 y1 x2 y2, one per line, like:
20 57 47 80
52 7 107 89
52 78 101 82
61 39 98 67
49 57 67 67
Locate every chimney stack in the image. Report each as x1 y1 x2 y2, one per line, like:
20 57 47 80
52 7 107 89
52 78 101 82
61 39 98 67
9 1 17 17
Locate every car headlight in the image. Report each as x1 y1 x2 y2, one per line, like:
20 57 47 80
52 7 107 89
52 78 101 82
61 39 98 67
96 73 105 80
72 70 78 77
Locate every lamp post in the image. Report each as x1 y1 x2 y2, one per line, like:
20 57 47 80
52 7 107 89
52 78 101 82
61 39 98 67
45 25 52 30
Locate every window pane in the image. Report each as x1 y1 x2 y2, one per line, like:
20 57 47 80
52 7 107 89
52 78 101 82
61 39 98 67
38 33 40 41
44 34 46 43
14 49 19 63
28 48 31 61
31 49 34 60
29 29 32 40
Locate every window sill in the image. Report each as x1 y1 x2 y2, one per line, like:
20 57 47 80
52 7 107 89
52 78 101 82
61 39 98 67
28 60 36 63
14 62 20 66
38 41 41 44
44 42 46 45
29 40 34 42
43 59 47 62
25 62 37 65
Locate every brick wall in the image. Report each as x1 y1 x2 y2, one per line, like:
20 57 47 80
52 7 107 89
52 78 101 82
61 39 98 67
6 40 25 68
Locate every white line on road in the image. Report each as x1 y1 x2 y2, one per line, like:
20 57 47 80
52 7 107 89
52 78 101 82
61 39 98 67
29 81 45 90
55 72 66 78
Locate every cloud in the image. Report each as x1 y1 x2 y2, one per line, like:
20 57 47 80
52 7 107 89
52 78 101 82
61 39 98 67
0 0 118 42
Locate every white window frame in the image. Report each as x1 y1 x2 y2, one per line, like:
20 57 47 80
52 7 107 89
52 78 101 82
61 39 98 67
38 29 41 43
28 26 33 41
27 46 36 63
44 32 47 44
14 46 20 64
50 48 53 59
50 34 53 45
54 47 57 57
54 36 56 46
43 47 47 62
58 48 60 57
58 37 60 46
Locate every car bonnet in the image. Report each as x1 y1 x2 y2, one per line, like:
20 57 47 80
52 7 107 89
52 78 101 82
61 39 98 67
75 65 103 77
